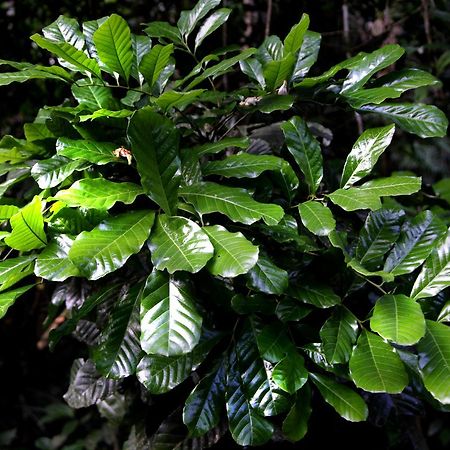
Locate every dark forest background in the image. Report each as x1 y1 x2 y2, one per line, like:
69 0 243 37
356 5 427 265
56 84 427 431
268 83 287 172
0 1 449 449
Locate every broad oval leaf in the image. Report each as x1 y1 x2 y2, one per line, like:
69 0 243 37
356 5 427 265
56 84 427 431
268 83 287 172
411 229 450 300
5 196 47 251
144 22 182 45
328 187 381 211
272 352 308 394
140 270 202 356
68 210 155 280
291 31 321 81
246 255 288 295
148 215 213 274
289 283 341 308
177 0 221 37
320 307 359 364
282 384 312 442
359 103 448 138
418 320 450 404
52 178 143 210
299 200 335 236
93 14 133 81
349 330 408 393
263 54 296 91
194 8 231 51
284 13 309 55
370 294 425 345
281 116 323 194
56 138 118 165
179 181 284 226
359 175 421 197
42 15 84 50
71 79 116 111
139 44 174 89
203 225 259 277
310 373 368 422
341 125 395 188
128 107 181 216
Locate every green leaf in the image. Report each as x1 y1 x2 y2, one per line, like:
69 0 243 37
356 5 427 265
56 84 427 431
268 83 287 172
139 44 174 88
310 373 368 422
137 330 220 394
128 108 181 215
203 225 259 277
93 14 133 82
56 138 118 165
291 31 321 81
418 320 450 404
299 200 335 236
5 196 47 251
131 34 152 84
341 125 395 188
148 215 213 274
226 348 274 446
290 283 341 308
263 54 296 91
35 235 80 281
349 330 408 393
370 294 425 345
79 109 133 122
0 255 35 292
188 137 249 157
341 44 404 94
281 116 323 194
256 94 294 113
284 13 310 55
347 259 394 283
179 181 284 226
282 385 311 442
272 352 308 394
183 360 226 437
52 178 143 210
0 67 71 86
154 89 205 113
0 285 34 319
231 294 277 316
320 307 359 364
177 0 221 37
202 153 283 179
359 103 448 138
355 209 404 271
342 87 403 108
328 188 381 211
68 210 155 280
385 211 447 276
42 15 84 49
31 155 87 189
92 284 143 378
240 58 265 89
83 17 108 59
31 34 100 78
411 229 450 300
371 68 440 92
140 270 202 356
253 320 294 363
359 176 421 197
276 297 311 323
195 8 231 51
144 22 182 46
246 255 288 295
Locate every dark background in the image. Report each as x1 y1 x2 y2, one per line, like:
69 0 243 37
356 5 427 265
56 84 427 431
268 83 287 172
0 1 449 449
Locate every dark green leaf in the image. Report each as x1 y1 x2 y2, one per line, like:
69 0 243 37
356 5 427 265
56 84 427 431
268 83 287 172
290 284 341 308
263 54 296 91
56 138 118 165
291 31 321 81
139 44 174 88
240 58 265 89
298 200 335 236
194 8 231 51
272 352 308 394
0 285 34 319
282 385 311 442
177 0 221 37
144 22 182 46
246 255 288 295
328 188 381 211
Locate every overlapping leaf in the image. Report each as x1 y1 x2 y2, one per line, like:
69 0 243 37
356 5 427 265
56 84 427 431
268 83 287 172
299 200 335 236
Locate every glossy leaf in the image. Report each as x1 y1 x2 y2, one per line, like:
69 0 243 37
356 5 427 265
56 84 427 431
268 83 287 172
240 58 265 89
139 44 174 88
246 255 288 295
341 125 395 188
93 14 133 81
53 178 143 210
0 66 71 86
92 284 143 378
177 0 221 37
144 22 182 45
179 181 284 226
128 108 181 215
290 284 341 308
5 196 47 251
299 200 335 236
282 384 311 442
359 103 448 138
79 109 133 122
194 8 231 51
31 155 87 189
281 116 323 194
0 255 35 292
202 153 284 179
140 270 202 356
359 176 421 197
183 360 226 437
56 138 118 165
253 320 294 363
42 15 84 49
411 230 450 300
328 188 381 211
355 209 404 271
188 137 249 157
310 373 368 422
68 210 155 280
72 80 115 111
284 13 310 55
320 307 359 364
370 294 425 345
373 68 440 91
203 225 259 277
0 285 34 319
385 211 447 276
349 330 408 393
263 54 296 91
418 320 450 404
155 89 205 112
35 235 80 281
148 215 213 274
272 352 308 394
131 34 152 84
291 31 321 81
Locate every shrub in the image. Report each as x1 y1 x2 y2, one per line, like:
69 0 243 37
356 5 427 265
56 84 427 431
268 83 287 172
0 0 449 447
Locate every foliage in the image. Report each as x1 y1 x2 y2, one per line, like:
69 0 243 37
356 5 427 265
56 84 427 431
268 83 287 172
0 0 449 448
